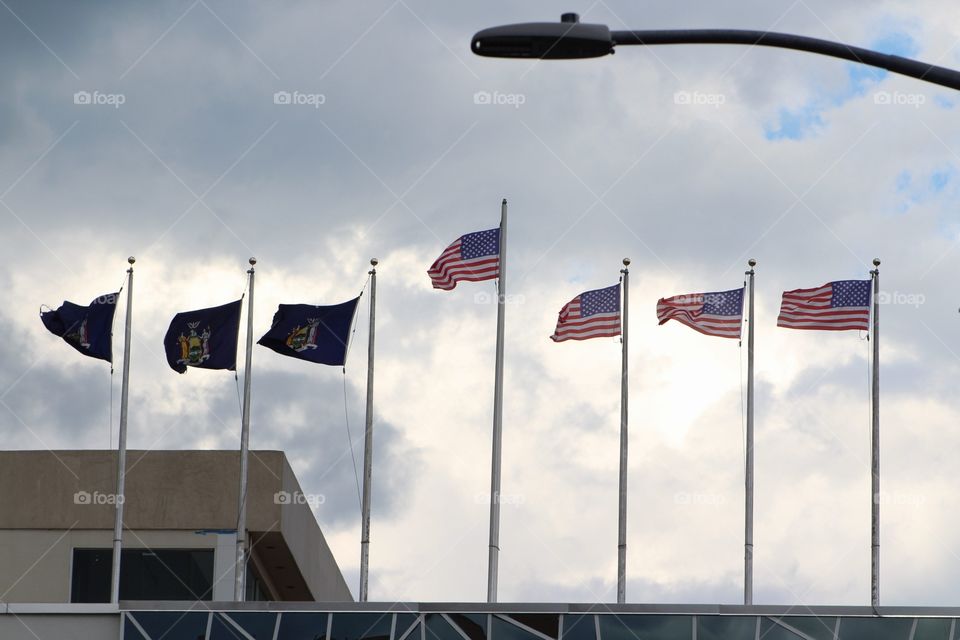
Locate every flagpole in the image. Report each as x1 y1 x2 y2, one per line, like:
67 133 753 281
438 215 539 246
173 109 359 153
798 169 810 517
870 258 880 609
110 256 135 605
359 258 378 602
487 198 507 603
617 257 630 604
744 258 756 605
234 257 256 602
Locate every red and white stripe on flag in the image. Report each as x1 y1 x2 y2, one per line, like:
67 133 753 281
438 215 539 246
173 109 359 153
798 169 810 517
550 283 621 342
428 228 500 290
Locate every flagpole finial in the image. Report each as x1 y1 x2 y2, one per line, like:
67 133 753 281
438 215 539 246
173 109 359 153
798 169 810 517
502 198 507 205
873 258 881 267
370 258 379 267
748 258 756 268
127 256 135 265
622 257 631 267
249 257 257 266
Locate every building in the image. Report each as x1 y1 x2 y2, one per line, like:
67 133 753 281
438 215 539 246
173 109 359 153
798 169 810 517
0 450 950 639
0 450 351 604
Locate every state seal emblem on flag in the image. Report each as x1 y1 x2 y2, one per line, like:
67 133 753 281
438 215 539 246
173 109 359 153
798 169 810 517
285 319 321 352
64 319 91 350
177 322 211 366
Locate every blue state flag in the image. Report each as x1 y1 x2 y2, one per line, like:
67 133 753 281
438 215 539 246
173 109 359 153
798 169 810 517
164 300 242 374
257 297 360 367
40 293 119 363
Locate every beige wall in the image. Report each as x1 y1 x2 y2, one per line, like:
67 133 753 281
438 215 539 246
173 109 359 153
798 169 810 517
0 450 352 602
0 613 118 640
0 529 224 603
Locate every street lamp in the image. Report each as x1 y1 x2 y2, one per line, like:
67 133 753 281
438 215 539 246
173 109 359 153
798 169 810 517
471 13 960 91
471 11 946 612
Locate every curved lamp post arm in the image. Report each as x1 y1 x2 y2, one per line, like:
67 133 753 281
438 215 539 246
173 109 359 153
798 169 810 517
611 29 960 91
471 15 960 92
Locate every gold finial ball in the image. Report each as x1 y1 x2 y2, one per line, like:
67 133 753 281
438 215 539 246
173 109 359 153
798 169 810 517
127 256 135 265
748 258 757 267
873 258 881 267
249 257 257 266
370 258 379 267
622 257 631 267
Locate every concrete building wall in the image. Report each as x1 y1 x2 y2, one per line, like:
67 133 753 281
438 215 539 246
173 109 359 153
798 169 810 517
0 529 228 603
0 450 352 603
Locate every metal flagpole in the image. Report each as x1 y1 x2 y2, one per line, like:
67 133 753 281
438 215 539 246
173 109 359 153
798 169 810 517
110 256 135 605
744 258 756 605
359 258 378 602
617 257 630 604
487 198 507 603
234 257 256 602
870 258 880 608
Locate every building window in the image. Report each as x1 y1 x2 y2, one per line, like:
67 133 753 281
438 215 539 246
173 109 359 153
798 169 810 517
71 548 214 603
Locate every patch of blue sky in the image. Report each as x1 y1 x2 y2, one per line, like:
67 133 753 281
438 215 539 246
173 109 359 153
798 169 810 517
765 31 918 141
893 165 957 215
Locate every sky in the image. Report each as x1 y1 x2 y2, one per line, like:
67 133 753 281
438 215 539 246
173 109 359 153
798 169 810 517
3 0 960 607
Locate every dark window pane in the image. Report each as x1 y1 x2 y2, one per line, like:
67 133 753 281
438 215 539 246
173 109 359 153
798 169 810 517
123 615 148 640
72 548 214 603
450 613 488 640
761 617 837 640
214 613 278 640
838 617 913 640
396 615 420 640
507 615 560 639
121 549 214 601
398 623 422 640
598 615 692 640
562 615 596 640
71 549 111 603
914 619 952 640
425 614 464 640
129 611 209 640
697 616 756 640
331 613 393 640
277 612 329 640
211 613 246 640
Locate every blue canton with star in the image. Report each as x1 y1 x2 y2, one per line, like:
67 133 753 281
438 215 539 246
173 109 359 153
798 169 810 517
581 284 620 317
703 288 744 315
831 280 871 307
461 228 500 259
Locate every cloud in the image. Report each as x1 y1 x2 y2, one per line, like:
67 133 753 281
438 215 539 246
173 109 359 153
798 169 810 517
4 0 960 606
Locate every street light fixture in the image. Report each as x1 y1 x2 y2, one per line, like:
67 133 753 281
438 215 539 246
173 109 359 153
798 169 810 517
471 13 960 91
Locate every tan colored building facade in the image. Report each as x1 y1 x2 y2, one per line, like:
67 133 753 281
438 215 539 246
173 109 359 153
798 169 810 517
0 450 352 604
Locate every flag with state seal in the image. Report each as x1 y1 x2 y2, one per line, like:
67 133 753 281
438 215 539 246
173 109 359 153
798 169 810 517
163 300 242 374
258 297 361 367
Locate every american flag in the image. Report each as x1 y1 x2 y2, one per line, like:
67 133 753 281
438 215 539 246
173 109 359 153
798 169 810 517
428 228 500 290
550 284 621 342
777 280 872 331
657 287 744 339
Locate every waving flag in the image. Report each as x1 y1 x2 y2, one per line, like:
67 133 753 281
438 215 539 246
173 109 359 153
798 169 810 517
164 300 242 373
428 227 500 290
657 287 744 339
40 293 119 362
777 280 871 331
258 297 360 367
550 283 621 342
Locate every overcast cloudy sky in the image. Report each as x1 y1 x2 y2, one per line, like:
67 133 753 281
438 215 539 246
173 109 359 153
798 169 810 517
4 0 960 607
